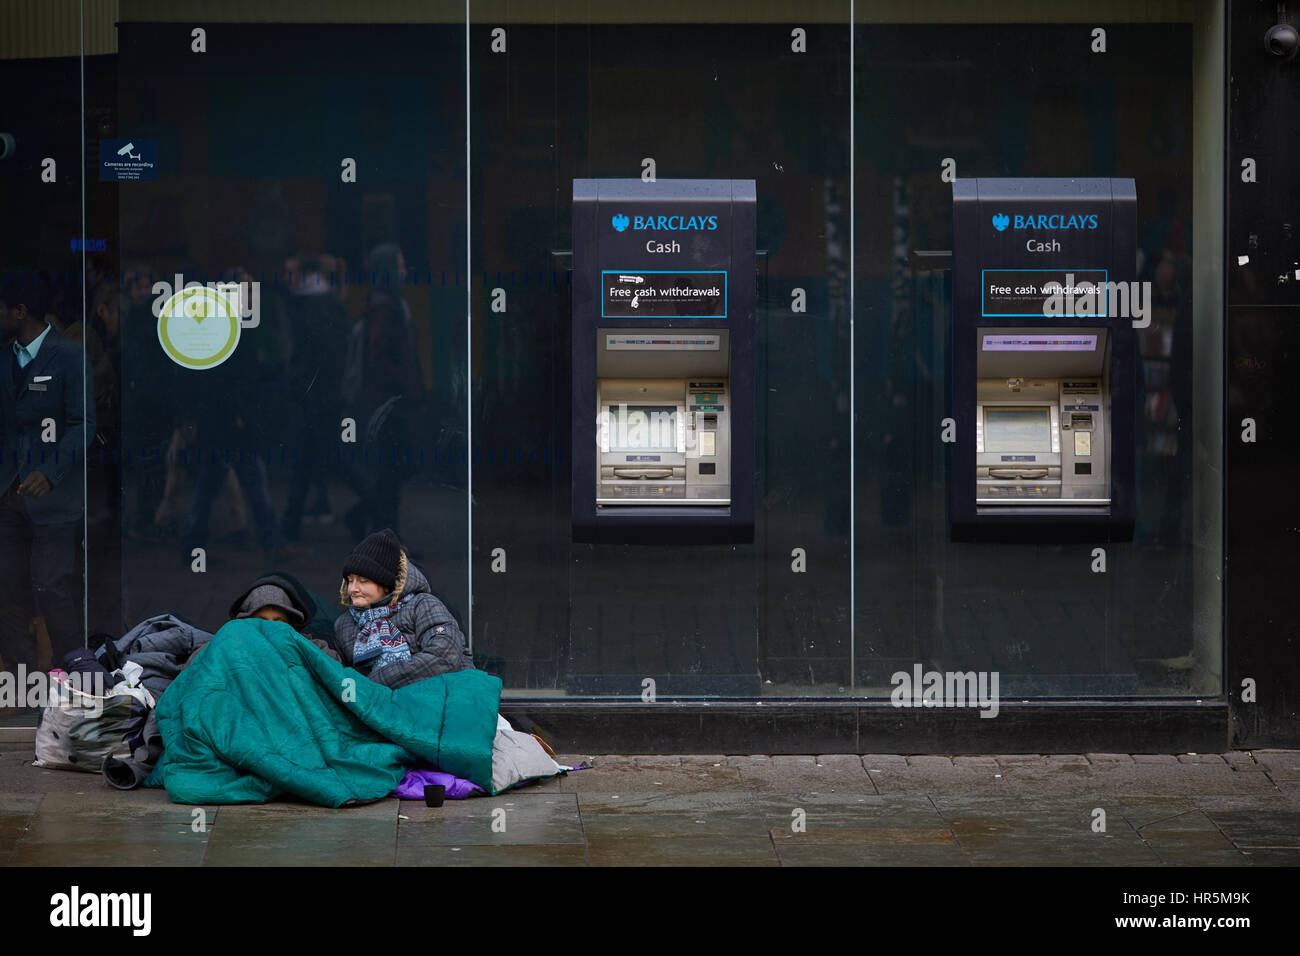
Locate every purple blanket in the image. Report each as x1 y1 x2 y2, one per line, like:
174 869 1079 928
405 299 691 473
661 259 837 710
393 766 484 800
392 762 588 800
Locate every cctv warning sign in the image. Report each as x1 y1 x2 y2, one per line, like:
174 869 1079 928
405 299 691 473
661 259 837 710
99 139 158 182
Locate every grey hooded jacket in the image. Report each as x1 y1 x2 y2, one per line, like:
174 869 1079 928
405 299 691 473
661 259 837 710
330 563 473 689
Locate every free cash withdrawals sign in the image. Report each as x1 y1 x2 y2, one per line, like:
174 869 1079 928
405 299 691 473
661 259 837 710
601 270 727 318
98 138 158 182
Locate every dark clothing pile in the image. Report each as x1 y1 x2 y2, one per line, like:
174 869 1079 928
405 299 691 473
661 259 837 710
93 614 214 700
86 614 214 790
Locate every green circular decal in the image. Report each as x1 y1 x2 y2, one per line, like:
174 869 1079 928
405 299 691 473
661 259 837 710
157 287 241 369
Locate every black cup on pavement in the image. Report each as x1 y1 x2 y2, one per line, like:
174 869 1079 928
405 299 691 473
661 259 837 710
424 784 446 807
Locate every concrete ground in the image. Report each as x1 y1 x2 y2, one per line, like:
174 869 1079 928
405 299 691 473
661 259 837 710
2 744 1297 866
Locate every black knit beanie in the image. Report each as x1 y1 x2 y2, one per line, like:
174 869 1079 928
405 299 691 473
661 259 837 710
342 528 402 592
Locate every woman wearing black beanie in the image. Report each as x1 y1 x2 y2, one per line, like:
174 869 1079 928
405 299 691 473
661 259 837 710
330 528 473 688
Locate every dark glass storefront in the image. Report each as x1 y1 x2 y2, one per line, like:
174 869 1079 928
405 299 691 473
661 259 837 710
1 0 1294 751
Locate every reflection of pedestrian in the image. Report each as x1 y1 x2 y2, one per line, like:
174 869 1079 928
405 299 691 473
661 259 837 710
0 283 95 669
343 245 426 537
121 264 174 538
281 254 356 541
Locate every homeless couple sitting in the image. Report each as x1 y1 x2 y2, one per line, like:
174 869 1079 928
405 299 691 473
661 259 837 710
230 527 472 689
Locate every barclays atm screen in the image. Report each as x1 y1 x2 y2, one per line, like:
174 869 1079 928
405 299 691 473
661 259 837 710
984 407 1053 453
606 405 680 453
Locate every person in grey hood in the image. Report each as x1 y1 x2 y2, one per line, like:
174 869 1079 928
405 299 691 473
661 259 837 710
332 528 472 688
229 571 342 662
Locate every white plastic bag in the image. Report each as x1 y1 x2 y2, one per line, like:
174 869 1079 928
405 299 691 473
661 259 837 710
32 672 148 773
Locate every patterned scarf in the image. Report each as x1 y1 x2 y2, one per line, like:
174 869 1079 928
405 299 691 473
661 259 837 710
349 595 413 673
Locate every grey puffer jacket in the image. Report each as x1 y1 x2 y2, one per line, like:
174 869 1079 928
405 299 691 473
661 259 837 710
330 563 473 689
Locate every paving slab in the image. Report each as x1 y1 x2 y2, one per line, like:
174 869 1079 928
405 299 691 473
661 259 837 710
0 753 114 793
1258 764 1300 785
906 755 955 769
559 763 742 792
9 801 210 866
32 790 220 825
730 754 876 793
735 792 952 844
395 843 588 866
931 796 1162 865
631 756 685 769
679 755 728 766
773 827 955 846
506 774 566 794
860 755 909 769
1128 807 1220 833
1200 808 1300 848
17 813 204 845
211 798 397 819
11 837 208 866
584 832 779 866
577 791 768 838
1109 797 1201 830
1044 754 1090 766
953 756 999 768
202 817 397 866
0 793 42 814
1031 762 1279 796
1140 830 1252 866
1254 750 1300 768
1274 782 1300 803
1222 752 1263 771
397 794 582 846
0 816 31 865
1085 753 1135 764
1238 847 1300 866
867 763 1014 795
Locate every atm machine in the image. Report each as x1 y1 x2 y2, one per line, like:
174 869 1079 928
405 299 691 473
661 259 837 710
949 178 1137 541
571 179 755 544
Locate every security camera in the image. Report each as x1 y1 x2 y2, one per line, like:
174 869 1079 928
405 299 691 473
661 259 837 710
116 142 135 156
1266 4 1299 59
1266 22 1299 57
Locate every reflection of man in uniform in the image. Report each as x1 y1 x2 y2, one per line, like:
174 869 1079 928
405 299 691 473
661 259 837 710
0 283 94 670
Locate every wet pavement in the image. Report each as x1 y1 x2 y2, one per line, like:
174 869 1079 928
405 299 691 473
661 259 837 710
1 746 1297 866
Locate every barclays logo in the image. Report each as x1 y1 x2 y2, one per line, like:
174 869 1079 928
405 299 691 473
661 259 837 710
994 212 1100 232
610 212 719 233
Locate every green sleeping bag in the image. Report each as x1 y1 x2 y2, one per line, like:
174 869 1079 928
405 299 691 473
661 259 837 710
146 618 500 807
